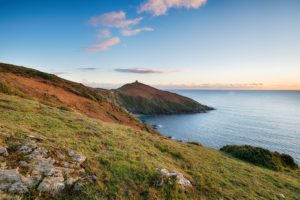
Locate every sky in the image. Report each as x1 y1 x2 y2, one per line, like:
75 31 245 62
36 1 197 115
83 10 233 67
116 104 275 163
0 0 300 89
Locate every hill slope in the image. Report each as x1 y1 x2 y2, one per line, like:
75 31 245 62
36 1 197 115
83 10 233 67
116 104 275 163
110 81 214 115
0 63 147 131
0 93 299 199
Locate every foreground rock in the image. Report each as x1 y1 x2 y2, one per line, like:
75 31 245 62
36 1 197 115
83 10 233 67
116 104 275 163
0 137 93 197
0 169 28 194
160 169 193 188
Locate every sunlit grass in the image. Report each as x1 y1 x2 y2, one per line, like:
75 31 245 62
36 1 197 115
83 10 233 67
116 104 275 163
0 93 299 199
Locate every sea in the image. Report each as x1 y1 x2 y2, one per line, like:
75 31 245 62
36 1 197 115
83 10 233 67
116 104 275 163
139 90 300 163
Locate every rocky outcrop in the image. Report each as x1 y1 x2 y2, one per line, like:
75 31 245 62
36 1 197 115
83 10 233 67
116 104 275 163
0 137 95 198
160 169 192 188
0 169 28 194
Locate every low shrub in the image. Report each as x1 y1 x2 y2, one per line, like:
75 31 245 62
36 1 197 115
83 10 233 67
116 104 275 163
220 145 298 171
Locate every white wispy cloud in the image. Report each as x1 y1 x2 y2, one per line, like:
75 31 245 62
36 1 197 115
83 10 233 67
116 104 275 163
86 37 121 52
96 28 111 39
120 27 154 36
89 11 143 28
139 0 207 16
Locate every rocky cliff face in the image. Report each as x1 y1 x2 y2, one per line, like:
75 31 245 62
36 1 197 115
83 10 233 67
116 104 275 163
111 81 214 115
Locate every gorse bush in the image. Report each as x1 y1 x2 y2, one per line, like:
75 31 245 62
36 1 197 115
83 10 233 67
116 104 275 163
220 145 298 171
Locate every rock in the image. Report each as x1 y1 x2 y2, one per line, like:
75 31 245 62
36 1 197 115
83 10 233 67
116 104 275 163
26 147 47 159
32 157 59 176
38 176 65 197
19 161 30 168
18 143 37 154
73 182 83 192
68 150 86 164
21 175 41 188
8 182 28 194
0 169 28 194
90 175 97 182
176 172 193 187
0 147 9 157
160 169 192 188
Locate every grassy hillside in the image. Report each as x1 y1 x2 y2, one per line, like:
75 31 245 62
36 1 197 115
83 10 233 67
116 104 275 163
0 63 147 131
0 93 299 199
109 81 213 115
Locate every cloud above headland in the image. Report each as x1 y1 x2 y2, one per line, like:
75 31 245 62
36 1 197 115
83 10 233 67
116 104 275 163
120 27 154 36
86 37 121 52
86 1 207 52
77 67 97 71
115 68 180 74
139 0 207 16
89 11 143 28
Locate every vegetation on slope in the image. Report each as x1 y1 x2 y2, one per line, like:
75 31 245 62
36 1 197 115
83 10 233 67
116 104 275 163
0 63 148 131
108 81 214 115
220 145 298 171
0 93 299 199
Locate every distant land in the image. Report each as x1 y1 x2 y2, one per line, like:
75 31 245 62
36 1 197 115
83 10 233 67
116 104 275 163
98 81 214 115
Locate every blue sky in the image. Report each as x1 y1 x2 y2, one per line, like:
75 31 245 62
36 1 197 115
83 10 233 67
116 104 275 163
1 0 300 89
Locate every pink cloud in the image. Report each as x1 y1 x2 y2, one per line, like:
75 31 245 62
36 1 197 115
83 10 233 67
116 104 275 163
96 28 111 39
86 37 121 52
89 11 143 28
139 0 207 16
120 27 154 36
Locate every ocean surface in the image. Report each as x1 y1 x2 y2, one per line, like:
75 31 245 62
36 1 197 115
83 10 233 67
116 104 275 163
140 90 300 163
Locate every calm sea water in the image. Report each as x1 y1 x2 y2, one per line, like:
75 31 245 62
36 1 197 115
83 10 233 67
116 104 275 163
140 90 300 163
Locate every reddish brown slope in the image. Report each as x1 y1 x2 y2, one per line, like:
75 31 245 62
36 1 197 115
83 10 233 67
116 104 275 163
0 63 146 130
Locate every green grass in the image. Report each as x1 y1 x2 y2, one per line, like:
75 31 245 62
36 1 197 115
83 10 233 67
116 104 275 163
220 145 298 171
0 93 300 199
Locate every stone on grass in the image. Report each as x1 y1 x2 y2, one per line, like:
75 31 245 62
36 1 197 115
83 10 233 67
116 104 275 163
38 176 65 197
68 150 86 164
160 169 192 188
0 169 28 194
8 182 28 194
0 147 9 157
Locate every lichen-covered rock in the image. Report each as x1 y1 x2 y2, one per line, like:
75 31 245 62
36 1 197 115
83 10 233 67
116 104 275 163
0 147 9 157
1 139 89 197
8 182 28 194
38 175 65 197
21 175 41 188
160 169 192 187
17 143 37 154
0 169 28 194
19 161 30 168
68 150 86 164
